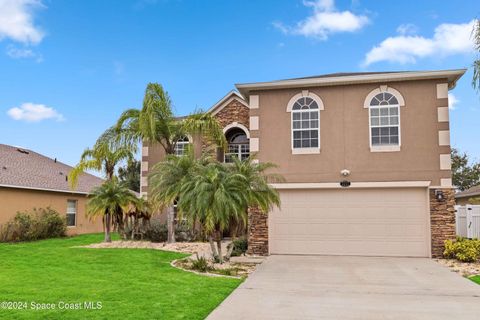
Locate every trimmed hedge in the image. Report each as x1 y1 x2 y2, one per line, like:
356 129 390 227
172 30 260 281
444 237 480 262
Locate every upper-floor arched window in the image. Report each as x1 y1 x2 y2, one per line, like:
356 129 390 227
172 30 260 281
364 86 405 152
287 91 324 154
224 127 249 162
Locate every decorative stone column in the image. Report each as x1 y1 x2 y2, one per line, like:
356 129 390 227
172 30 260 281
430 188 456 258
247 206 269 256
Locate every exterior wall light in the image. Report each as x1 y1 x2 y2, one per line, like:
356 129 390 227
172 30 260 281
434 190 445 202
341 169 350 177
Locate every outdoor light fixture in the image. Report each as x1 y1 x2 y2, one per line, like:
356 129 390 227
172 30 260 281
341 169 351 176
435 190 445 201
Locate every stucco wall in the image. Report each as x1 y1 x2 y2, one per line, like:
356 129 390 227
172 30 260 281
249 79 451 185
0 187 103 235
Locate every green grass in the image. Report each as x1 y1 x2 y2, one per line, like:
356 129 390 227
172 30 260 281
469 275 480 285
0 234 242 319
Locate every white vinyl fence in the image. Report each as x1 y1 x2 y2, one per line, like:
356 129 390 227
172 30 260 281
455 205 480 239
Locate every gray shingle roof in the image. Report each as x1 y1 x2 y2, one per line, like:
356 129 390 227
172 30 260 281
0 144 103 194
456 185 480 199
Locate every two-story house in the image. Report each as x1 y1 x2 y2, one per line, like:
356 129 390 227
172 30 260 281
142 69 465 258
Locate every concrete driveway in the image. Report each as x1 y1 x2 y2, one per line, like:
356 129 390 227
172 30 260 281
207 255 480 320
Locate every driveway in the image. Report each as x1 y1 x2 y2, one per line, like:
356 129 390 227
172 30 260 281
207 255 480 320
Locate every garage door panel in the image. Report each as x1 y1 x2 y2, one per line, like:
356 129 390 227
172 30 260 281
269 188 429 257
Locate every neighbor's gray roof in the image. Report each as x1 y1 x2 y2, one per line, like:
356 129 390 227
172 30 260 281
456 185 480 199
0 144 103 194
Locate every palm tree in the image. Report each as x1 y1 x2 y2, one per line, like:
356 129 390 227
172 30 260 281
178 162 248 263
115 83 226 242
125 196 152 240
69 127 135 187
87 179 138 242
148 147 205 242
473 19 480 92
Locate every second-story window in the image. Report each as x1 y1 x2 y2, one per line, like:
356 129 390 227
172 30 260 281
174 137 189 156
292 97 320 149
224 128 249 163
369 92 400 147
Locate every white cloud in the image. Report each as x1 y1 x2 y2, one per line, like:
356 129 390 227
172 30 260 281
448 93 459 110
274 0 369 40
396 23 418 36
7 103 64 122
363 20 475 66
0 0 45 44
6 44 42 61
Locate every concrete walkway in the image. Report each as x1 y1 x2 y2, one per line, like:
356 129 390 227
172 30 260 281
207 255 480 319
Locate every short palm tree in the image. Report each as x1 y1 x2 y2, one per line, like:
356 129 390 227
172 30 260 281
148 147 205 242
87 179 138 242
178 162 248 263
126 196 152 239
115 83 226 242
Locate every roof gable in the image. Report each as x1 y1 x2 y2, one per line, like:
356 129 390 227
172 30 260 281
207 90 248 115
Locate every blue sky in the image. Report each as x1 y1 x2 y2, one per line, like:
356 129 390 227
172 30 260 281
0 0 479 166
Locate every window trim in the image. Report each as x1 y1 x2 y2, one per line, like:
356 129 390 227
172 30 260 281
66 199 77 228
365 86 404 153
287 91 324 154
174 136 190 156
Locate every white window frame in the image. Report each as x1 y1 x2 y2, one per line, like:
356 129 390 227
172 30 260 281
364 86 405 153
174 137 190 156
66 200 77 227
286 91 324 155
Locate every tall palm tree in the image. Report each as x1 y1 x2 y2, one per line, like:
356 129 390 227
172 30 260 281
473 19 480 92
115 83 226 242
87 179 138 242
178 162 248 263
69 127 135 187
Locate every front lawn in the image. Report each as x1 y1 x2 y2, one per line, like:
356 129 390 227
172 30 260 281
469 275 480 285
0 234 241 319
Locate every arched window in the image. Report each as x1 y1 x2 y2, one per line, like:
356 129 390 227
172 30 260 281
224 128 249 163
174 136 189 156
369 92 400 148
291 96 320 151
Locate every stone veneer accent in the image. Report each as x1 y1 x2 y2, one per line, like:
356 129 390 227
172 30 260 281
247 206 269 256
430 188 456 258
214 99 249 128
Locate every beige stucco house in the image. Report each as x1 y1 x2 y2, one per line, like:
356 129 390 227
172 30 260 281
0 144 104 235
142 69 465 258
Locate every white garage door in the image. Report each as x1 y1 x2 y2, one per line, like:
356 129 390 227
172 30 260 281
269 188 430 257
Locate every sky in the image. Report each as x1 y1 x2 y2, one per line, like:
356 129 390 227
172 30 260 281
0 0 479 167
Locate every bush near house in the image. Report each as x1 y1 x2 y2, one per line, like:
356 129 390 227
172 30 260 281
444 237 480 262
0 207 66 242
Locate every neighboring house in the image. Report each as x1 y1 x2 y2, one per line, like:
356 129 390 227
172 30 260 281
0 144 104 234
142 69 466 258
456 185 480 205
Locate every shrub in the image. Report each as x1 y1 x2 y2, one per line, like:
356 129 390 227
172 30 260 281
190 255 211 273
175 221 197 242
0 207 66 242
230 237 248 257
443 238 480 262
144 220 168 242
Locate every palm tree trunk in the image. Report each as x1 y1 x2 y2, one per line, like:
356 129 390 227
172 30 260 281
105 211 112 243
216 238 223 264
209 236 218 260
167 205 175 243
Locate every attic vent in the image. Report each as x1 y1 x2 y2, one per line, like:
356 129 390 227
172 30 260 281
17 148 29 154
